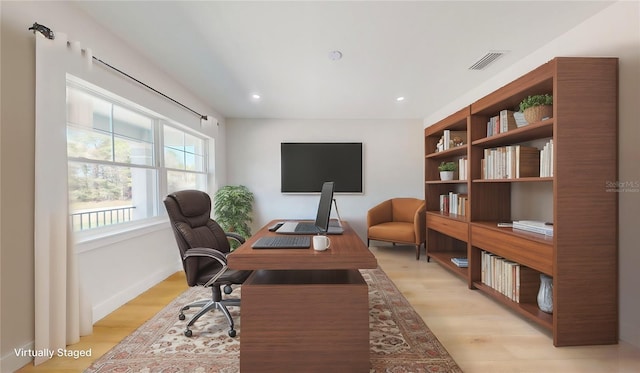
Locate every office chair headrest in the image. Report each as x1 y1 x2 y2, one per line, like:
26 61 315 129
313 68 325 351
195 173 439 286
170 190 211 218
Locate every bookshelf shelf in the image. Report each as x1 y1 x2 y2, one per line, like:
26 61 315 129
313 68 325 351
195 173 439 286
424 57 618 347
471 222 553 246
472 119 553 148
472 281 554 330
472 177 554 183
426 211 468 222
425 146 467 159
429 251 468 279
425 179 467 185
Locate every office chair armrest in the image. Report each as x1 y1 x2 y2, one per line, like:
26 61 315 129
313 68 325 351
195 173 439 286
183 248 228 286
225 232 246 244
183 247 228 265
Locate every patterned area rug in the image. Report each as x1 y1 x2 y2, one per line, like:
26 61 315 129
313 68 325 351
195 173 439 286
86 267 461 372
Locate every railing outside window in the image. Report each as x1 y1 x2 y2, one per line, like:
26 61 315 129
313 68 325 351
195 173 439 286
70 206 136 231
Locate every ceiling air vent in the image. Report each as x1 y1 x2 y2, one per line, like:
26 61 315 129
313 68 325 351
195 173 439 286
468 51 507 70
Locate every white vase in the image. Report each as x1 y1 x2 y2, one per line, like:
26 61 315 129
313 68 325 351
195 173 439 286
537 274 553 313
440 171 454 181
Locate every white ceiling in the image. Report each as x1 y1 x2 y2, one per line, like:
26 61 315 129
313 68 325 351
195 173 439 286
72 1 615 120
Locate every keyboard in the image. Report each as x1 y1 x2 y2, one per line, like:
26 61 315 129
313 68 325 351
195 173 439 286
251 236 311 249
294 222 321 233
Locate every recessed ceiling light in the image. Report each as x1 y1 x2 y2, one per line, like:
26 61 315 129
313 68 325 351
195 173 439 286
251 93 261 100
328 50 343 61
396 96 405 102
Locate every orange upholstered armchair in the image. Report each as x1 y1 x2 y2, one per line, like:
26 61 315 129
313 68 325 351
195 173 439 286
367 198 426 260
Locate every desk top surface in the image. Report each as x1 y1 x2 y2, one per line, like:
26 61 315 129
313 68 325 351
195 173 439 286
228 220 378 270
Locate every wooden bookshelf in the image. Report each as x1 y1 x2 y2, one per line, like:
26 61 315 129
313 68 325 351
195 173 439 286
424 107 471 283
424 57 619 347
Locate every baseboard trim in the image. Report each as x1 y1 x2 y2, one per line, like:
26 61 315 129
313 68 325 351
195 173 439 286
1 340 35 373
1 264 181 372
93 264 181 322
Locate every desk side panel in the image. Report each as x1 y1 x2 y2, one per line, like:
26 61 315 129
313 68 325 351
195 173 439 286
240 269 369 372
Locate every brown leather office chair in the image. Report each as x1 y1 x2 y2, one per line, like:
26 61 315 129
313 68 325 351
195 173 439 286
367 198 426 260
164 190 252 337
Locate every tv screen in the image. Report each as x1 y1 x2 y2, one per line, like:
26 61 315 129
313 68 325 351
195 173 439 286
281 142 363 193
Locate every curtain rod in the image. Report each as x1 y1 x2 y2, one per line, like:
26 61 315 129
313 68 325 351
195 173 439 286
28 22 209 121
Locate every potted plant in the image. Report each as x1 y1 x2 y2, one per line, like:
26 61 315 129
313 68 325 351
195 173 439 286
213 185 254 249
519 94 553 124
438 161 457 181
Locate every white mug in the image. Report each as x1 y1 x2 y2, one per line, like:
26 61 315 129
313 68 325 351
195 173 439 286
313 235 331 251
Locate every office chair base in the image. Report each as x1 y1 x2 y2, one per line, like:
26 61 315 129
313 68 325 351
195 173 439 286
180 298 241 338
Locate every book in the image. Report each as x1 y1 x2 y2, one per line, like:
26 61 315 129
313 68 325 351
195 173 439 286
513 220 554 236
458 157 468 180
443 130 451 150
439 194 449 213
513 111 528 127
499 110 518 133
540 139 554 177
451 257 468 268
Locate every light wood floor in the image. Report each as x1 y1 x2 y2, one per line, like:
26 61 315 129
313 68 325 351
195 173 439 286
17 245 640 372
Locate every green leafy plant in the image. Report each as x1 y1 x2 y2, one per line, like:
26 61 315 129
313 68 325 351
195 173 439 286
519 94 553 112
438 161 457 172
213 185 254 246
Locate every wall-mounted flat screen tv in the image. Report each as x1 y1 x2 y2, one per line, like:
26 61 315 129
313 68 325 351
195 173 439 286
281 142 363 193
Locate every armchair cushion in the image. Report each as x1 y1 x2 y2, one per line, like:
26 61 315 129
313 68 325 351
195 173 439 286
368 221 416 243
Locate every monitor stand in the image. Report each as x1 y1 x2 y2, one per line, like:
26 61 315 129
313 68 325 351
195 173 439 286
330 198 343 227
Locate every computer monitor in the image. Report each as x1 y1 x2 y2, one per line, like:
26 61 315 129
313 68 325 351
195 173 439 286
275 181 343 235
314 181 335 232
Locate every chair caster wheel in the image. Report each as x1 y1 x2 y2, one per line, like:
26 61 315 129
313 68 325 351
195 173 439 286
184 329 193 337
179 313 186 320
224 285 233 294
228 329 236 337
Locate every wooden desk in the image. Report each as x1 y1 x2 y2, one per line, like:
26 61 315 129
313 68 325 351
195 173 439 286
228 220 377 372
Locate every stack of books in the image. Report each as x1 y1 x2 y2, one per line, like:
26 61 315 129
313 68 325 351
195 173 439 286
458 157 468 180
540 139 554 177
486 110 524 136
513 220 553 236
439 192 468 216
450 257 468 268
481 145 540 179
480 251 540 303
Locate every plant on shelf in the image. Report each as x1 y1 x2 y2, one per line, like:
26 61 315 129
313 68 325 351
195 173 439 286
519 94 553 124
213 185 254 249
438 161 457 181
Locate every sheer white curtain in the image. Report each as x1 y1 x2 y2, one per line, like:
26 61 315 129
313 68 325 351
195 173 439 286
34 32 93 366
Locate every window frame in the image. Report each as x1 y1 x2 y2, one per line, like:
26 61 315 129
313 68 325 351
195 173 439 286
66 78 211 242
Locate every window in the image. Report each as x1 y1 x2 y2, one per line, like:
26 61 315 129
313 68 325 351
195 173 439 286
66 81 209 232
164 125 207 194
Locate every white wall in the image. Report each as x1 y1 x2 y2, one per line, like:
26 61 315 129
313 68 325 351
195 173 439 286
424 1 640 348
226 118 424 241
75 225 178 322
0 2 227 371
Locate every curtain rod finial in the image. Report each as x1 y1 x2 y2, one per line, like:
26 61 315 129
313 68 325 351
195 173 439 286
29 22 55 40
